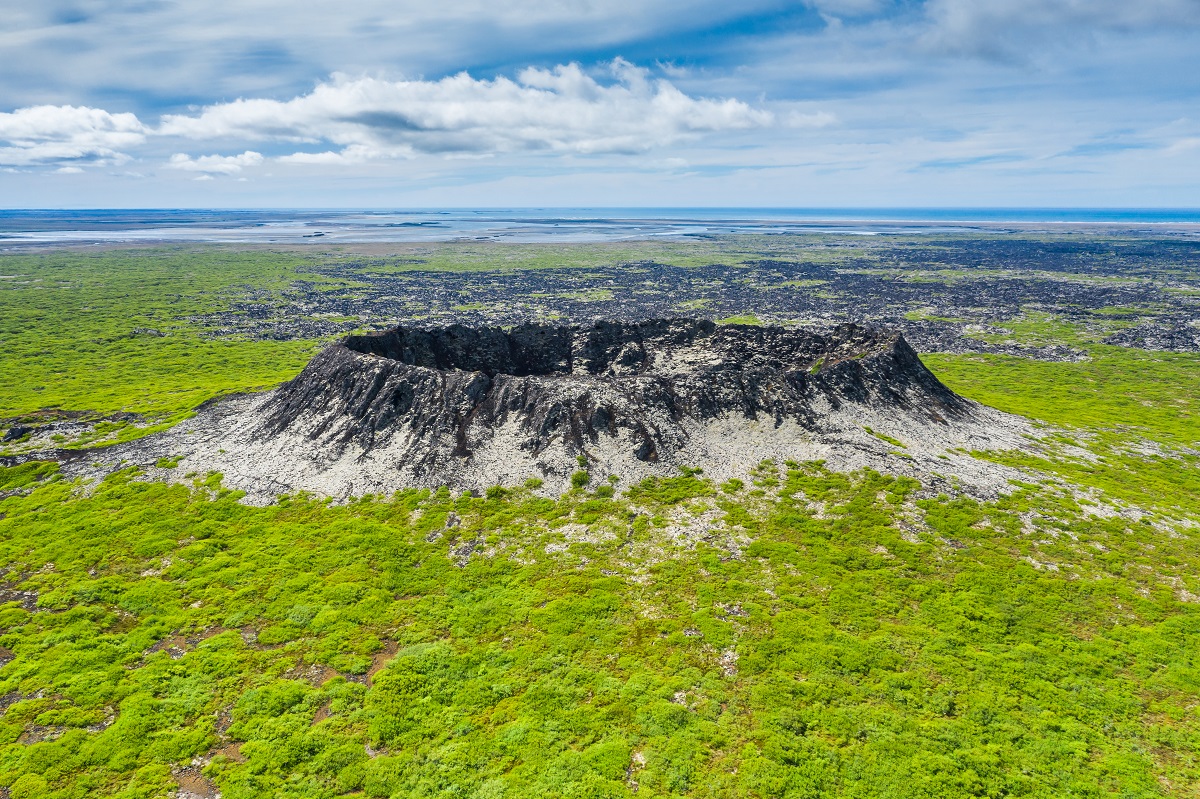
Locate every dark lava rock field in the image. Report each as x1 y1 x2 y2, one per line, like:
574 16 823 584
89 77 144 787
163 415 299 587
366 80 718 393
195 235 1200 360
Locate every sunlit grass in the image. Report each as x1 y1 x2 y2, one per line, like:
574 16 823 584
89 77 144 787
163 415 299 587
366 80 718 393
0 460 1195 798
3 239 1200 797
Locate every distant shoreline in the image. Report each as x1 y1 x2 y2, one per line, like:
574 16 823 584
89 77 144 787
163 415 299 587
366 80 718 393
1 208 1199 247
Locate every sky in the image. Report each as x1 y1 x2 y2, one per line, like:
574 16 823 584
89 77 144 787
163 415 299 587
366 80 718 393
1 0 1198 208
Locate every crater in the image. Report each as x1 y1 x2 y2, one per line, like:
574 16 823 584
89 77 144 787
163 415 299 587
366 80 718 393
341 319 843 379
82 319 1036 500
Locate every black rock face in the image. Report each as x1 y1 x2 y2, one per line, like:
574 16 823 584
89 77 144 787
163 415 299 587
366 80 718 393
343 323 575 377
259 320 969 479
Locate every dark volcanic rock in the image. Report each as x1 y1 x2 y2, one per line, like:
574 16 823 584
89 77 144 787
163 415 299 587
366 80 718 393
79 318 1035 499
1103 321 1200 352
255 319 968 478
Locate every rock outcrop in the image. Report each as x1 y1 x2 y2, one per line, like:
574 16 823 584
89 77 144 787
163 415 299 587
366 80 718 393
264 319 966 462
83 319 1033 500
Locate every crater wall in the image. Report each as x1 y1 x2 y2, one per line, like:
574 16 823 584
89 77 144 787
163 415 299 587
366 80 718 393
82 319 1032 500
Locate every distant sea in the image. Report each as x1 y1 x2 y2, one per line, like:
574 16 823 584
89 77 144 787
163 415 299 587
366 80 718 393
1 208 1198 245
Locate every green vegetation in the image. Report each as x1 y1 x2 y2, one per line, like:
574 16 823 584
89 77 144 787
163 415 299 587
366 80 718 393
862 427 906 449
342 237 862 274
2 239 1199 796
963 312 1094 348
902 310 962 323
927 347 1199 449
0 249 331 443
716 314 762 326
929 332 1200 520
0 459 1196 798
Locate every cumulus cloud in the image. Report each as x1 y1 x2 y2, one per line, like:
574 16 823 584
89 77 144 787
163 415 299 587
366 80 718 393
276 145 404 166
0 61 780 172
0 105 146 167
160 60 774 163
165 150 264 175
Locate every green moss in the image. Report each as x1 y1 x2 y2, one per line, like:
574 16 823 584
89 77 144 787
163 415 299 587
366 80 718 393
0 248 332 444
4 237 1200 797
0 458 1194 797
926 346 1200 448
716 314 761 326
904 309 962 323
862 426 906 448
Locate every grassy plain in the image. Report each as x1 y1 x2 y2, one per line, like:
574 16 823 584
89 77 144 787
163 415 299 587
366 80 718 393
2 461 1197 798
928 335 1200 520
1 240 1198 797
0 249 330 442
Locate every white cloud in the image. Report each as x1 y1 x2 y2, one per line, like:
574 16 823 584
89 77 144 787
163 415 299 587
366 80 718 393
0 61 779 172
277 145 408 165
160 61 774 164
0 105 146 167
784 110 837 128
921 0 1200 60
1 1 791 110
1165 137 1200 156
166 150 264 175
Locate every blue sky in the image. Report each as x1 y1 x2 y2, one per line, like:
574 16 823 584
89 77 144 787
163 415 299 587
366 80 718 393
1 0 1198 207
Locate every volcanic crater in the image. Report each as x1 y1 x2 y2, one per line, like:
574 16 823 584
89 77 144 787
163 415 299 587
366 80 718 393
96 319 1035 500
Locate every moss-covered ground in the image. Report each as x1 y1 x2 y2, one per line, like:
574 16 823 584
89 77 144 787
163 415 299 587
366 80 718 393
0 249 334 443
927 334 1200 520
1 461 1196 798
1 239 1198 797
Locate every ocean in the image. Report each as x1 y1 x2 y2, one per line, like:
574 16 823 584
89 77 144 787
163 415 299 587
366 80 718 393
1 208 1198 245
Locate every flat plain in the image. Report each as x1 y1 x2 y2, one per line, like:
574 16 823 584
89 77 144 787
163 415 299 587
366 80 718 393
1 232 1197 798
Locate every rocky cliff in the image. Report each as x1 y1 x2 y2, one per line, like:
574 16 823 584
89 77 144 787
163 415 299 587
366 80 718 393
263 319 966 463
82 319 1028 500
